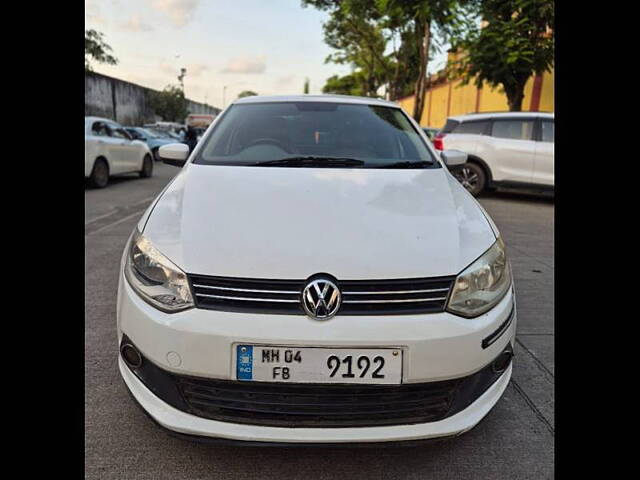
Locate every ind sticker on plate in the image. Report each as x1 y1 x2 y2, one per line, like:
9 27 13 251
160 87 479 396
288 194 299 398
236 345 253 380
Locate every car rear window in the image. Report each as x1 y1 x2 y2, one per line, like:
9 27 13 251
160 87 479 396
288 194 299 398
454 120 489 135
441 119 460 134
491 120 535 140
194 102 438 168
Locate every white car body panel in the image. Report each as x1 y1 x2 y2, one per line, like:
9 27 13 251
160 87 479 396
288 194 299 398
533 139 554 186
142 165 496 280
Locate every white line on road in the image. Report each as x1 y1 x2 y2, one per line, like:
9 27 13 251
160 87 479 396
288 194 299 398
87 210 145 236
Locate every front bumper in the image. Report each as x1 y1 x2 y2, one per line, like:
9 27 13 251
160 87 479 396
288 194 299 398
117 271 516 443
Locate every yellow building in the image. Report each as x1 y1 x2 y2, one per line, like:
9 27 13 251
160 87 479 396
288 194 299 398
397 67 554 128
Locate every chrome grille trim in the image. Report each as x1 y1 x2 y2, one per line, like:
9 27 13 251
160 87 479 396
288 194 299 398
192 284 300 294
195 293 299 303
342 288 450 295
342 296 448 304
189 274 455 315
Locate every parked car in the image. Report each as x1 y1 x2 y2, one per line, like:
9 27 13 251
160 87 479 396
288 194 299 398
85 117 153 188
434 112 554 196
117 95 515 445
124 127 178 161
422 127 440 141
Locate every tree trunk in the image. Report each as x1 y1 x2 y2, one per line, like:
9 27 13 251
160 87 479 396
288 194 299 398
505 80 527 111
412 19 431 122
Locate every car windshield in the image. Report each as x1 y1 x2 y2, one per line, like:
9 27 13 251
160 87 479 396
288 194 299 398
138 128 161 138
194 102 439 168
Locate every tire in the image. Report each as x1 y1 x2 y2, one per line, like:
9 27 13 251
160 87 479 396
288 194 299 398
139 155 153 178
452 162 486 197
152 147 161 161
88 158 109 188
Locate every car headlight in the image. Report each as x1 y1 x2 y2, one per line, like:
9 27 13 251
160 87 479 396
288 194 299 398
124 229 193 312
446 237 512 318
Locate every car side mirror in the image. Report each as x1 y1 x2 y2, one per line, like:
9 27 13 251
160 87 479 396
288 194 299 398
159 143 190 167
441 150 468 169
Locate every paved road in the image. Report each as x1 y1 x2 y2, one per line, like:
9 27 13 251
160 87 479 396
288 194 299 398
85 163 554 479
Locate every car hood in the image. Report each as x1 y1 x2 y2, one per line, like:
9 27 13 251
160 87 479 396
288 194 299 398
142 164 497 279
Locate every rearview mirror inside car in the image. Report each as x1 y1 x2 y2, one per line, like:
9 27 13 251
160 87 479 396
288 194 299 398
159 143 190 167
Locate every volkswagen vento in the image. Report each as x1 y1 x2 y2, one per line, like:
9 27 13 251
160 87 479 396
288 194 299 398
117 95 516 444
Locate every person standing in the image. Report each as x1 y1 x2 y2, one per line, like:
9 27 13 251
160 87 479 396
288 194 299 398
185 126 198 153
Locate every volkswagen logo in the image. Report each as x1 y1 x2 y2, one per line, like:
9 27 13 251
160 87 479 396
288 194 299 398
302 278 342 320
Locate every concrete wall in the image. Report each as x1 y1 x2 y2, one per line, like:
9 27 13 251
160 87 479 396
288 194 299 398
85 71 220 126
398 68 554 128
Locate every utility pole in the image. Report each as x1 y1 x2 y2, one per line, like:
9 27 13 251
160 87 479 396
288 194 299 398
178 67 187 96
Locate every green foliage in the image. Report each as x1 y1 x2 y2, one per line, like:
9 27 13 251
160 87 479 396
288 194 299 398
85 29 118 71
449 0 554 111
303 0 469 118
237 90 258 98
303 78 310 94
322 73 364 96
149 85 188 122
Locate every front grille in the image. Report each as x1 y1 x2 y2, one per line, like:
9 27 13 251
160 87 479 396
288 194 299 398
189 274 455 315
176 376 460 428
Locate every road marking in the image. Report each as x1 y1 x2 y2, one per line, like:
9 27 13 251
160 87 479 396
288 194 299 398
85 208 118 226
85 196 156 236
86 210 146 236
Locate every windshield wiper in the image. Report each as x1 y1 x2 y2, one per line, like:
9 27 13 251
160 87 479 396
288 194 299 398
252 156 366 168
374 160 434 169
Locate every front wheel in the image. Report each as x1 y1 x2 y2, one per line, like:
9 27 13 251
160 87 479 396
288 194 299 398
139 155 153 178
453 162 486 197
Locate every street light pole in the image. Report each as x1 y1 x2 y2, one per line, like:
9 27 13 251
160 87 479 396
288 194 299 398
178 67 187 97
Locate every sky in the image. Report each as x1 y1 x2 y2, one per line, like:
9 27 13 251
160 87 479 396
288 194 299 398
85 0 447 109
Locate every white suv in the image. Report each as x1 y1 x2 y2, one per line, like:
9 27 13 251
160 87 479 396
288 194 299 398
117 95 515 445
434 112 554 196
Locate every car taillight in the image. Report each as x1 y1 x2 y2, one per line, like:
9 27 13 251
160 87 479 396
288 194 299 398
433 133 445 150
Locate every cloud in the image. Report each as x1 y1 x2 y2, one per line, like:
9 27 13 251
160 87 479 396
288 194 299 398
221 56 266 74
118 15 154 32
85 0 107 25
275 75 295 88
147 0 200 27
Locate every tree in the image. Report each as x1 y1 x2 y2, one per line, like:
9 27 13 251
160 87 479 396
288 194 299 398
322 73 364 96
85 29 118 71
237 90 258 98
449 0 554 111
378 0 465 120
303 0 465 119
303 78 310 94
149 85 188 122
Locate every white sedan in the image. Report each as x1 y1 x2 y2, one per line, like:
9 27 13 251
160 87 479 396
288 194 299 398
117 95 515 445
85 116 153 188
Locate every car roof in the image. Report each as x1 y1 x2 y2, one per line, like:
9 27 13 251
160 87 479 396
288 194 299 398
448 111 554 122
232 94 398 108
85 116 115 122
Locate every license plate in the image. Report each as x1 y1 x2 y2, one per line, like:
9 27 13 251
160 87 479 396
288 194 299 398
235 345 403 385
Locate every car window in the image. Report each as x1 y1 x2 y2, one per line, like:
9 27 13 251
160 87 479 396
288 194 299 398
491 120 534 140
195 102 438 168
110 127 129 139
92 122 109 136
441 119 460 134
541 120 554 143
454 121 488 135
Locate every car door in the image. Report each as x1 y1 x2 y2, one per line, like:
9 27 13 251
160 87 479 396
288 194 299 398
533 119 554 186
482 118 536 183
91 121 126 174
108 122 140 172
443 120 489 157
